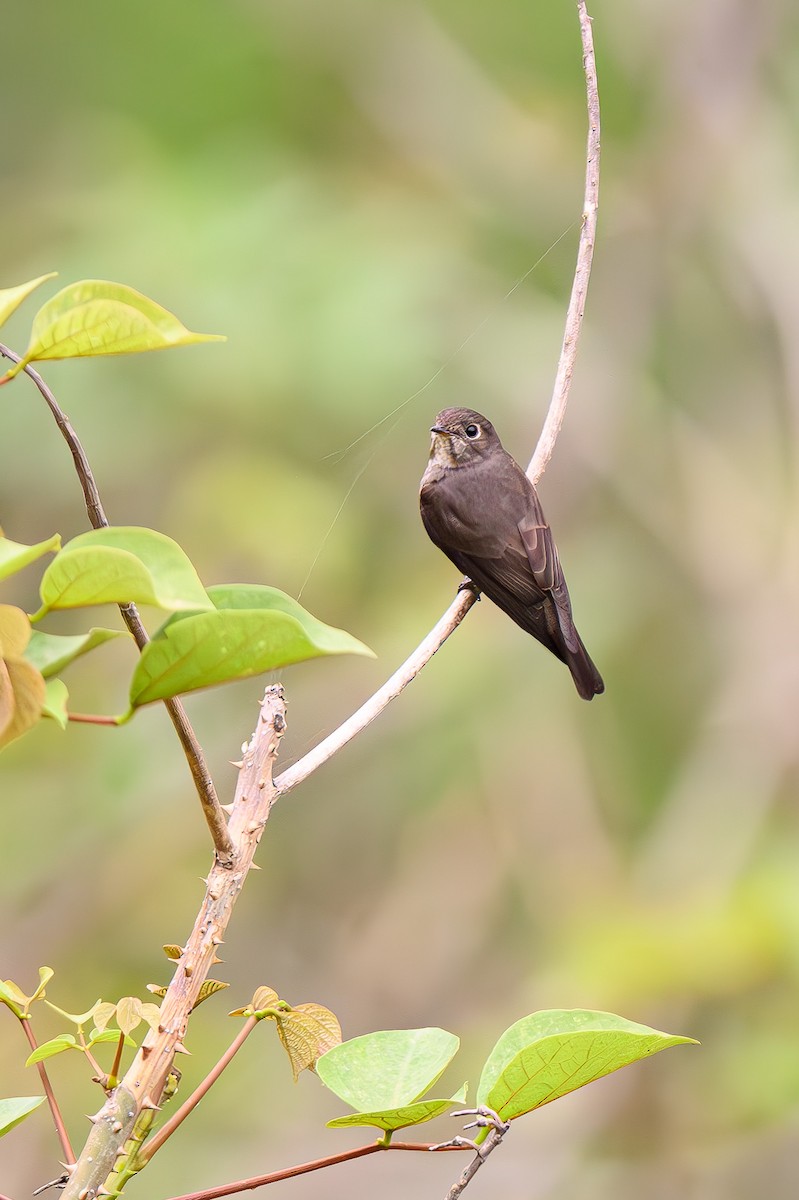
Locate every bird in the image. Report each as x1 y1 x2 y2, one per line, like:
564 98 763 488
419 406 604 700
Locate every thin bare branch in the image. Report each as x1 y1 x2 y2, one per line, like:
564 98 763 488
277 0 600 797
275 587 476 796
59 686 287 1200
442 1124 507 1200
162 1139 466 1200
20 1018 75 1165
0 342 235 866
139 1016 259 1164
527 0 600 484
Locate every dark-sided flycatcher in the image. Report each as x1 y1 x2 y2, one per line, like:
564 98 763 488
420 407 604 699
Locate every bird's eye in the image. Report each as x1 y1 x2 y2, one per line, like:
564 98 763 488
464 423 480 439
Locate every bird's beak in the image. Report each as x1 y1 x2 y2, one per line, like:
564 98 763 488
430 425 448 435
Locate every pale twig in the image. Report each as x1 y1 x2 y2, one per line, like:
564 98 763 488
0 342 235 867
161 1140 466 1200
527 0 600 485
274 587 477 795
438 1107 511 1200
276 0 600 798
59 687 287 1200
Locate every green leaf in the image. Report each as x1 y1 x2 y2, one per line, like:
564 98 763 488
0 534 60 582
1 279 225 380
327 1085 468 1133
26 627 126 677
0 969 53 1017
477 1010 697 1122
25 1034 78 1065
45 998 102 1027
36 527 211 617
316 1028 460 1113
0 1096 45 1138
0 274 56 332
128 594 373 708
87 1029 136 1049
205 585 376 657
0 980 27 1018
41 679 68 729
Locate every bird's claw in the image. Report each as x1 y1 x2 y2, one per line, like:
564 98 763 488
457 578 480 599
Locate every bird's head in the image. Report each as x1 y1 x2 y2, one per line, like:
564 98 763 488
428 407 500 468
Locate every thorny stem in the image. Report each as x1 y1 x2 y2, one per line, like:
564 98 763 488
163 1140 467 1200
0 341 235 867
58 687 286 1200
20 1018 75 1165
139 1016 259 1164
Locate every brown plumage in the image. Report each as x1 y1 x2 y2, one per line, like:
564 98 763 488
419 406 604 700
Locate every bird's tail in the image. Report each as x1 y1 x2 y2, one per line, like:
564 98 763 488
565 633 605 700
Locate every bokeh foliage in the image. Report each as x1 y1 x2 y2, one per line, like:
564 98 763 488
2 0 798 1196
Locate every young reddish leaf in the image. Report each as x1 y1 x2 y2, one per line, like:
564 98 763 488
0 659 46 749
1 279 225 380
276 1006 341 1081
116 997 143 1035
92 1002 117 1033
0 662 13 740
0 273 56 332
247 986 281 1016
0 606 31 658
292 1003 342 1058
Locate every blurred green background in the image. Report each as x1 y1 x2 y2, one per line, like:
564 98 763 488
2 0 799 1195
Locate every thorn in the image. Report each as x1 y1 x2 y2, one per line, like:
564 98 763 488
211 935 224 945
249 862 261 870
141 1044 153 1058
211 954 224 965
140 1096 161 1110
97 1188 115 1197
229 760 243 769
85 1112 99 1124
111 1120 123 1133
58 1162 76 1174
173 1041 191 1055
78 1188 93 1200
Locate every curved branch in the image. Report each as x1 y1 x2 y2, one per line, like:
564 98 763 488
0 342 235 866
276 0 600 798
527 0 600 484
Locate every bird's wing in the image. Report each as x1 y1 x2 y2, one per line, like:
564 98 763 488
518 515 582 655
